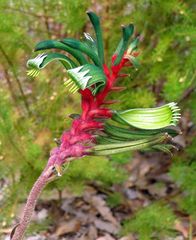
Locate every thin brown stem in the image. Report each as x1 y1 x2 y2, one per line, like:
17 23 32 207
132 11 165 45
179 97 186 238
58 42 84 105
0 45 31 116
42 0 51 38
3 68 17 102
5 7 43 18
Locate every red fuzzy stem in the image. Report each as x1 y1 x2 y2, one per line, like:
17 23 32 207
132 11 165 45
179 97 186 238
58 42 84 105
79 121 104 131
11 166 54 240
88 109 113 118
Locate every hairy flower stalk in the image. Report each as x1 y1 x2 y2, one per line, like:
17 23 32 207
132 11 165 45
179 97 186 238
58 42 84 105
11 166 55 240
11 11 181 239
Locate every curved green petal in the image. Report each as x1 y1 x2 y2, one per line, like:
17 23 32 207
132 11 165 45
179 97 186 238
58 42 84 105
87 11 104 64
83 32 98 54
66 64 106 95
27 53 77 77
124 55 140 68
127 37 139 54
61 38 101 67
112 103 181 130
34 40 88 65
114 24 134 65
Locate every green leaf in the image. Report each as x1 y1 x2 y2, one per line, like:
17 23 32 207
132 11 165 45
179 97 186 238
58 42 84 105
114 24 134 65
66 64 106 95
60 38 101 67
87 11 104 64
112 103 181 130
34 40 88 65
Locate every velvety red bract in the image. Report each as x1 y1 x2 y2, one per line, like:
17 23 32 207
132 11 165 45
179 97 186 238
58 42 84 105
47 52 137 167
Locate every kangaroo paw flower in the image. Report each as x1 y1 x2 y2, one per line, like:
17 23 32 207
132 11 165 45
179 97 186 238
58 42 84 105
112 102 181 130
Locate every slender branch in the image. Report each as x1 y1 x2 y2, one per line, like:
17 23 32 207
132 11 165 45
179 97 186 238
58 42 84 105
179 71 196 103
5 7 43 18
11 166 55 240
2 68 17 102
0 45 31 116
8 135 35 170
42 0 51 38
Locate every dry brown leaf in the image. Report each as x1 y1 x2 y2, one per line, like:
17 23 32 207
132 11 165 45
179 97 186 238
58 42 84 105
175 220 189 238
55 219 81 236
119 235 135 240
94 219 119 234
88 224 98 240
147 183 167 197
174 237 184 240
90 195 119 226
96 233 116 240
138 160 152 178
75 211 89 224
173 135 186 148
124 188 141 200
77 235 91 240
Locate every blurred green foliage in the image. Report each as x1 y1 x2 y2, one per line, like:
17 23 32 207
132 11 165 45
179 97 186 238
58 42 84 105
50 156 127 194
107 192 124 208
121 203 176 239
0 0 196 237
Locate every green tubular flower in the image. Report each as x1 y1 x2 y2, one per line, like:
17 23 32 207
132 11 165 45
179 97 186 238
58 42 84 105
152 144 178 154
87 11 104 64
92 133 168 155
112 103 181 130
114 24 134 65
61 38 102 67
124 54 140 68
127 37 139 55
66 64 106 95
83 32 98 55
27 53 77 77
124 37 140 68
27 54 106 94
27 54 47 77
34 40 88 65
103 123 180 141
